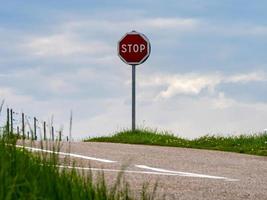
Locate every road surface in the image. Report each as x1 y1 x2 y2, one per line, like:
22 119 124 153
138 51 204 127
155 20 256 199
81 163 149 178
19 141 267 200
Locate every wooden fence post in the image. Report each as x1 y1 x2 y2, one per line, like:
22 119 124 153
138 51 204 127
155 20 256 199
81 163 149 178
6 108 9 134
52 126 54 141
34 117 37 140
43 121 46 140
22 113 25 139
59 131 62 141
10 109 13 134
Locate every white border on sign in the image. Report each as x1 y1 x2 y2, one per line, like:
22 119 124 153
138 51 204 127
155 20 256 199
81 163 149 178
117 30 151 65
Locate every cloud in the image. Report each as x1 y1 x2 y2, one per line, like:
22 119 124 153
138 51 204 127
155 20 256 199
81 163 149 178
211 92 235 109
157 74 221 98
136 17 199 30
0 63 128 101
0 86 35 125
226 72 267 83
11 68 80 96
1 12 267 139
220 25 267 37
137 95 267 138
66 16 267 37
25 34 113 57
0 87 33 104
1 83 267 139
139 71 267 99
64 17 200 32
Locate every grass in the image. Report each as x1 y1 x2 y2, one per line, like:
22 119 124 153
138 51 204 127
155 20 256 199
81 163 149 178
0 131 159 200
85 129 267 156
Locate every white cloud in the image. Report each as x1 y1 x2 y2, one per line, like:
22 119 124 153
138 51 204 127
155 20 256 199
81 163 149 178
26 34 113 57
66 17 267 37
0 86 35 125
157 74 221 98
211 92 235 109
47 78 76 94
226 72 267 83
63 17 200 32
0 87 33 104
137 95 267 138
137 18 199 30
198 21 267 37
1 13 267 139
139 71 267 99
1 85 267 139
10 68 79 95
223 25 267 37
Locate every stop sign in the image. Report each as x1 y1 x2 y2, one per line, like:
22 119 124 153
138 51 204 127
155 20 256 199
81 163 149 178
118 31 151 65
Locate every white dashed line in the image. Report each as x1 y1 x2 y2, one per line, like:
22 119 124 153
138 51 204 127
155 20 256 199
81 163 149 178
16 145 116 163
135 165 239 181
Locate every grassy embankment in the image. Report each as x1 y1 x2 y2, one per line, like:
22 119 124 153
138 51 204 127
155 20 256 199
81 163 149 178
86 129 267 156
0 132 158 200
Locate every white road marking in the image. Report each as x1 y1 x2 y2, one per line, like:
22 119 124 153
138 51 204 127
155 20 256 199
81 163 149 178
16 145 116 163
135 165 239 181
15 144 239 181
56 165 182 176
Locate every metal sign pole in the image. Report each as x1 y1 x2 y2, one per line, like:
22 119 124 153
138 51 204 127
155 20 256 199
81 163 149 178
132 64 136 131
118 31 150 132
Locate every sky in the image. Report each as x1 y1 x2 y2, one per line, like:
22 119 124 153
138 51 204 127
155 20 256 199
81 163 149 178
0 1 267 139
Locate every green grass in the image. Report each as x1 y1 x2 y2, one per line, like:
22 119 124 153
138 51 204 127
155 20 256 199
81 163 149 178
0 132 158 200
85 129 267 156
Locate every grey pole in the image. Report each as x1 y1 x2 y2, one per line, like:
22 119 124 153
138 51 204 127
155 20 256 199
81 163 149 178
43 121 46 140
22 113 25 139
7 108 9 134
10 109 13 134
34 117 37 140
59 131 62 141
52 126 54 141
132 65 136 131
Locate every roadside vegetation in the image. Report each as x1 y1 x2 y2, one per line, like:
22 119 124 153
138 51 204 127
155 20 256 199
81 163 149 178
0 131 158 200
86 129 267 156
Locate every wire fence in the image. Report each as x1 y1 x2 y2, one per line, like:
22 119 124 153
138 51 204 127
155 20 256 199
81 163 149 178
1 107 67 141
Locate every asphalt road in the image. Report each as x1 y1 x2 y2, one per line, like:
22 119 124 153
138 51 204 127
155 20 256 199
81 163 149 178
20 141 267 200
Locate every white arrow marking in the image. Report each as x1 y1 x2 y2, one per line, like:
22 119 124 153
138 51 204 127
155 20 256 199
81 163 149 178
56 165 179 176
135 165 239 181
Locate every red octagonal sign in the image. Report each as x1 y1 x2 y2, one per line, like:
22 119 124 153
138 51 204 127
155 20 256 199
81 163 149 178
118 31 151 65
